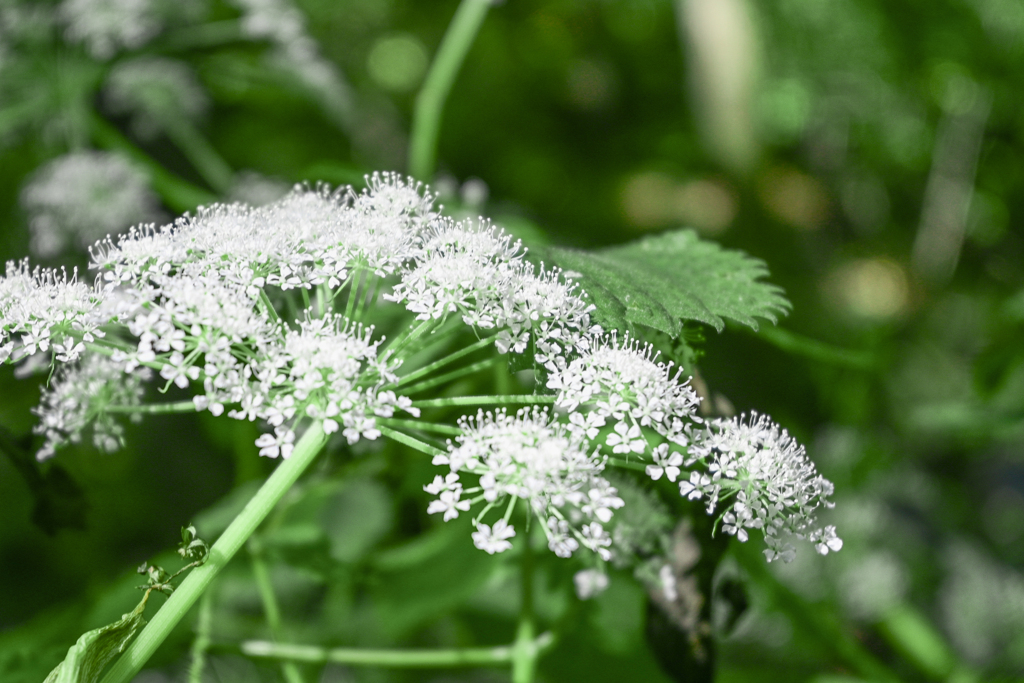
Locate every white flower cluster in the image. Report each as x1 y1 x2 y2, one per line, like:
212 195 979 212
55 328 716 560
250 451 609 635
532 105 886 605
34 354 151 460
387 220 598 370
548 334 701 454
0 260 105 367
2 167 841 568
426 408 623 558
681 412 842 562
21 151 161 258
58 0 160 59
92 173 434 295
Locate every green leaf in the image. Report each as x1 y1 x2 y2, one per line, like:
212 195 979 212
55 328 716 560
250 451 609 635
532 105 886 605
42 598 147 683
540 229 791 335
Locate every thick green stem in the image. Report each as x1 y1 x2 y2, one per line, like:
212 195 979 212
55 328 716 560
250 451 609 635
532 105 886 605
100 423 328 683
239 634 555 667
511 536 537 683
408 0 492 180
411 395 555 409
251 542 306 683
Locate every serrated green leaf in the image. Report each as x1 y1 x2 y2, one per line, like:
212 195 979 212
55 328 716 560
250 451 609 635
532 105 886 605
542 229 790 334
43 598 147 683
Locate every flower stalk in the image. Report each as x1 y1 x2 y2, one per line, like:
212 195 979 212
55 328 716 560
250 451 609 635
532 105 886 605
239 633 556 667
408 0 492 180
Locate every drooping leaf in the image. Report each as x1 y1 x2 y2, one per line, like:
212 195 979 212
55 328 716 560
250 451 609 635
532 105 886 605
42 597 147 683
539 229 791 335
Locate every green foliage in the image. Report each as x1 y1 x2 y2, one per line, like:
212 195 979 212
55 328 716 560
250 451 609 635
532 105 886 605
42 599 147 683
541 229 790 335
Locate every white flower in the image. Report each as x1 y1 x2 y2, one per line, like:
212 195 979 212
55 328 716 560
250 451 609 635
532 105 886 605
646 444 684 482
472 519 516 554
687 412 841 562
21 152 161 258
574 569 609 599
254 426 295 458
606 421 646 454
428 488 472 522
659 564 678 602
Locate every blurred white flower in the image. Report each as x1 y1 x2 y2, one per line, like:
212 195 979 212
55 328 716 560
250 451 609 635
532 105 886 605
104 57 209 138
59 0 161 59
21 151 160 258
574 568 609 599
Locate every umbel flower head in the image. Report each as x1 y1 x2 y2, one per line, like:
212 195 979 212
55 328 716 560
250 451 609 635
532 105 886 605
681 412 842 562
426 408 624 559
1 171 840 567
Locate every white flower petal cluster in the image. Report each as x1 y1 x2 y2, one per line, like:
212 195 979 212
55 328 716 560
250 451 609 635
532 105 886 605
387 220 597 369
0 260 105 366
91 173 435 296
548 334 701 451
681 412 842 562
59 0 160 59
33 354 152 460
426 408 624 559
21 151 161 258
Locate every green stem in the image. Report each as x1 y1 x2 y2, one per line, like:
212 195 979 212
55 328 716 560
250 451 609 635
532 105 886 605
100 423 328 683
607 457 648 472
408 0 492 180
89 112 216 212
753 325 875 371
378 418 462 436
105 401 197 414
511 535 537 683
161 116 235 193
396 334 497 387
250 542 306 683
239 634 555 667
402 357 499 395
411 395 555 409
378 426 445 457
187 592 213 683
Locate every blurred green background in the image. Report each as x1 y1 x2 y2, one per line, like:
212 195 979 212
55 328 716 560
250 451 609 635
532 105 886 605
1 0 1023 681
